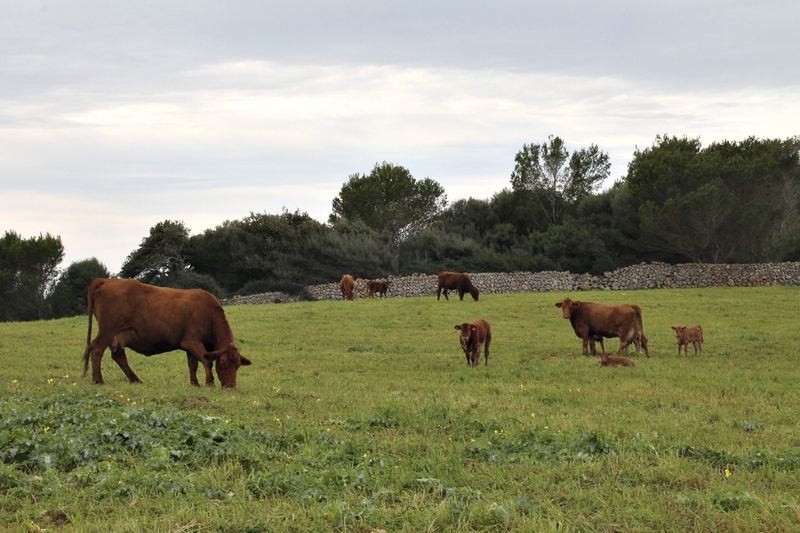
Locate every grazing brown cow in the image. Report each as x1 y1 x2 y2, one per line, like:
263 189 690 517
366 279 391 298
437 271 479 301
339 274 356 300
555 298 649 357
454 319 492 367
672 325 704 355
82 278 251 388
599 353 636 367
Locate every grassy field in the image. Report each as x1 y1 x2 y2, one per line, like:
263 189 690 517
2 286 800 531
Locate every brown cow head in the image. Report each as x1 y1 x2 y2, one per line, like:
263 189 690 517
468 286 479 301
454 323 476 356
671 326 686 340
205 343 252 389
554 298 574 319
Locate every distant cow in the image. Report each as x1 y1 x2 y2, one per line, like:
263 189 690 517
366 279 391 298
555 298 649 357
339 274 356 300
672 325 704 355
454 319 492 367
437 271 479 301
82 278 251 388
599 353 636 367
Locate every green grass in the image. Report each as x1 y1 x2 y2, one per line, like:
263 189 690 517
2 286 800 531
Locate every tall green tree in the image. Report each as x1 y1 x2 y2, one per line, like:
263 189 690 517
330 162 447 243
620 135 800 263
47 258 110 318
510 135 610 225
120 220 191 283
0 231 64 321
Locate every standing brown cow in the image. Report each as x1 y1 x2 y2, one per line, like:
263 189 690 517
454 319 492 367
437 271 479 301
366 279 391 298
555 298 649 357
672 325 704 355
339 274 356 300
82 278 251 388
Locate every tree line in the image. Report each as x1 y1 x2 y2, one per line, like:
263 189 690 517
3 134 799 321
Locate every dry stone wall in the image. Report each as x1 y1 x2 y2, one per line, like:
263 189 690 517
222 261 800 305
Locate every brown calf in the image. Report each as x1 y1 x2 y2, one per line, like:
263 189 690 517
454 319 492 367
599 353 636 367
672 325 704 355
339 274 356 300
366 279 391 298
437 271 479 301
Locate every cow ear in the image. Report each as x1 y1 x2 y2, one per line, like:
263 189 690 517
454 325 461 330
240 356 252 366
671 326 677 331
555 302 562 308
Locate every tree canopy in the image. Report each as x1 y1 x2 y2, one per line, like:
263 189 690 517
329 162 447 243
510 135 610 225
119 220 191 283
47 258 110 318
619 135 800 263
0 231 64 321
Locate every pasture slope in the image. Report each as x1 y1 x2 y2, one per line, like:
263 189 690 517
1 286 800 531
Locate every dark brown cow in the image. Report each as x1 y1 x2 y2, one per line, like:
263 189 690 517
672 325 704 355
339 274 355 300
82 278 251 388
555 298 649 357
437 271 479 301
366 279 391 298
454 319 492 367
599 353 636 367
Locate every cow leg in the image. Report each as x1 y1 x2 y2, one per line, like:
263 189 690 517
581 336 591 356
484 338 490 366
182 341 215 386
88 337 110 385
186 353 201 386
110 346 143 384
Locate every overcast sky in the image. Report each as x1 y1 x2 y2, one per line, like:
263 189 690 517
2 1 799 273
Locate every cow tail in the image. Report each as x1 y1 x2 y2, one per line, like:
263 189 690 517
82 279 100 376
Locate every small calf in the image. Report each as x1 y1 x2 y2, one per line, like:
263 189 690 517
599 353 636 367
454 319 492 367
366 279 391 298
671 325 704 355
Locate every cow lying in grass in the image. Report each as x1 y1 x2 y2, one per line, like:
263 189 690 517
454 319 492 367
672 325 704 355
599 353 636 367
